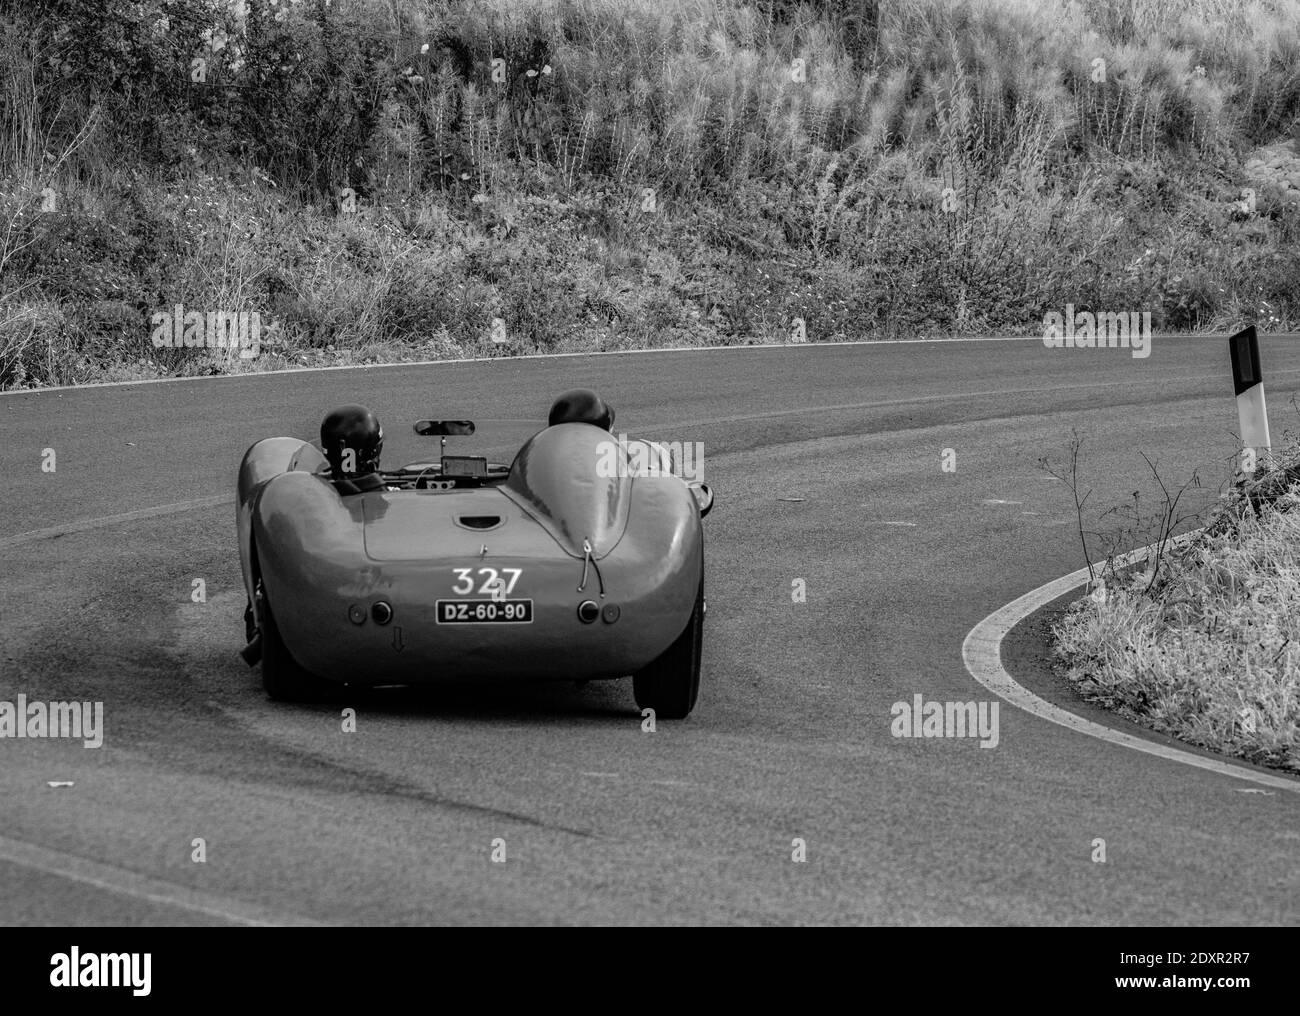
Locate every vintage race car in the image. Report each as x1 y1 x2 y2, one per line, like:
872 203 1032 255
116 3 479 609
236 391 714 718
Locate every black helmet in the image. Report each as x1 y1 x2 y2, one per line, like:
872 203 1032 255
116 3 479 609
320 404 383 477
548 389 615 430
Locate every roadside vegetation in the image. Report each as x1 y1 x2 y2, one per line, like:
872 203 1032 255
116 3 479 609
1050 426 1300 774
2 0 1299 387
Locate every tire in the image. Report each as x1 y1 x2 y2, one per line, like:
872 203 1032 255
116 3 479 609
260 593 333 703
633 577 704 720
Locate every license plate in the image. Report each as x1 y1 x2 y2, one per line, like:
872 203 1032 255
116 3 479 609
436 598 533 624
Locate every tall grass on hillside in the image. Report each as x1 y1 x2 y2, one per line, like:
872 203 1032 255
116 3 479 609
2 0 1299 387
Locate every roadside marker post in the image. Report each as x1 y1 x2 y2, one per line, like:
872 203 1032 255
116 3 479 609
1229 325 1270 477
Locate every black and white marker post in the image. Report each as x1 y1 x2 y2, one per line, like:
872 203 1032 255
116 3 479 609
1229 324 1271 477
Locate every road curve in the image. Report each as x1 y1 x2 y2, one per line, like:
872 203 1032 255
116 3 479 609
1 336 1297 925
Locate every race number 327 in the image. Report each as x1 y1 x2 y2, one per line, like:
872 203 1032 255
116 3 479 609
451 567 521 599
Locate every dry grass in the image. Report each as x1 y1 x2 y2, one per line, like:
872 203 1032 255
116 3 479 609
1052 444 1300 774
2 0 1300 385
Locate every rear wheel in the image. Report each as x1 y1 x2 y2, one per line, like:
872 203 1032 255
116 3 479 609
633 577 704 720
259 587 333 702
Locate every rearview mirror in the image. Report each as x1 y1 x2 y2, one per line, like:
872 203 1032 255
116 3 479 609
414 420 475 437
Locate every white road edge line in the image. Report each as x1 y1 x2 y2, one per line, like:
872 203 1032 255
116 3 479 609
1 331 1280 397
0 495 234 551
962 533 1300 794
0 833 322 926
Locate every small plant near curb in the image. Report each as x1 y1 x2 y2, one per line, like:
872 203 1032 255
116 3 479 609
1046 423 1300 773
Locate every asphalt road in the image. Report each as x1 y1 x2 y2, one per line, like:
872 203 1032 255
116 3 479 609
1 336 1297 925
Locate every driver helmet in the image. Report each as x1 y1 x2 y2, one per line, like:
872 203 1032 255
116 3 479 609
320 404 383 477
548 389 615 431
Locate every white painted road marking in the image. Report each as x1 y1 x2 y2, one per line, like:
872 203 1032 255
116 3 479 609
4 334 1298 398
0 495 232 551
0 833 322 926
962 535 1300 794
